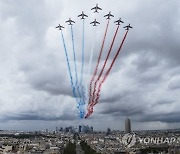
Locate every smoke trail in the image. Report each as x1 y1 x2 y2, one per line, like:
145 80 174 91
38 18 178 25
70 25 85 118
92 25 120 104
86 27 96 101
80 20 85 86
60 30 77 99
88 19 110 107
70 25 81 98
88 27 96 80
95 30 129 106
85 30 129 118
80 19 86 105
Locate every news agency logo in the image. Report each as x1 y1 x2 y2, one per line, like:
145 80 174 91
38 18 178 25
122 133 180 149
122 133 136 148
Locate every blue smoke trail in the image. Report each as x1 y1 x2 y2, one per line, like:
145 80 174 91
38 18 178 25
80 20 85 85
80 20 86 106
70 25 85 118
60 30 77 99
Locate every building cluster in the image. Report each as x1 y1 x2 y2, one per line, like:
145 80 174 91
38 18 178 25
0 130 75 154
0 120 179 154
79 129 180 154
78 125 94 133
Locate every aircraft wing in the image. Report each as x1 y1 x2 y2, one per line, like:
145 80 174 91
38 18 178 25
91 7 96 10
97 6 102 10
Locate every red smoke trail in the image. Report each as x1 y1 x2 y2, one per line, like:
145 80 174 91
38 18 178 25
91 25 120 105
95 30 129 106
88 19 110 107
85 30 129 118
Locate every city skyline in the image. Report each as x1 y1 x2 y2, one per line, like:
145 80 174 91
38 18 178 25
0 0 180 131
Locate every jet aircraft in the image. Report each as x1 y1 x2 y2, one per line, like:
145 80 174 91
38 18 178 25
90 19 100 26
114 18 124 25
124 24 133 30
91 4 102 13
66 18 75 25
78 11 88 19
55 24 64 30
104 11 114 19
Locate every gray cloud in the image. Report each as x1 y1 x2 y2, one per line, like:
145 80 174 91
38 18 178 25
0 0 180 131
2 112 75 121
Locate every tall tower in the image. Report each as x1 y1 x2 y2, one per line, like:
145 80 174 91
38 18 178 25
125 118 131 133
79 125 82 133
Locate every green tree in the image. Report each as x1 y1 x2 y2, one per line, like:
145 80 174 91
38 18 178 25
64 142 76 154
80 141 101 154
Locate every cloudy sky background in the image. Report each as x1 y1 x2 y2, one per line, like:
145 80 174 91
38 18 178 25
0 0 180 131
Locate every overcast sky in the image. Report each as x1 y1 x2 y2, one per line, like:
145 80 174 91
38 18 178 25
0 0 180 131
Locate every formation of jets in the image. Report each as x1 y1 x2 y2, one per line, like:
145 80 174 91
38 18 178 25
56 4 132 30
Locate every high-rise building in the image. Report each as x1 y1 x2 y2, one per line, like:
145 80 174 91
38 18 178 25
79 125 82 133
59 127 63 132
56 127 58 133
125 118 131 133
90 126 93 132
82 125 91 133
106 128 111 135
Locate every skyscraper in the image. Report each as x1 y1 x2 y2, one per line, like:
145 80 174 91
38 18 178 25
79 125 82 133
106 128 111 135
56 127 58 133
90 126 93 132
125 118 131 133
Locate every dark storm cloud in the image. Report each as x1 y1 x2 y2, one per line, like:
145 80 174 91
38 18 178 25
131 52 159 73
98 91 147 116
2 112 76 121
0 0 61 35
24 65 72 96
100 105 144 117
168 75 180 90
138 112 180 123
125 1 180 66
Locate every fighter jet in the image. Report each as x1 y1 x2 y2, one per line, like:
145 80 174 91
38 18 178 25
124 24 133 30
90 19 100 26
114 18 124 25
55 24 64 30
104 11 114 19
65 18 75 25
78 11 88 19
91 4 102 13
